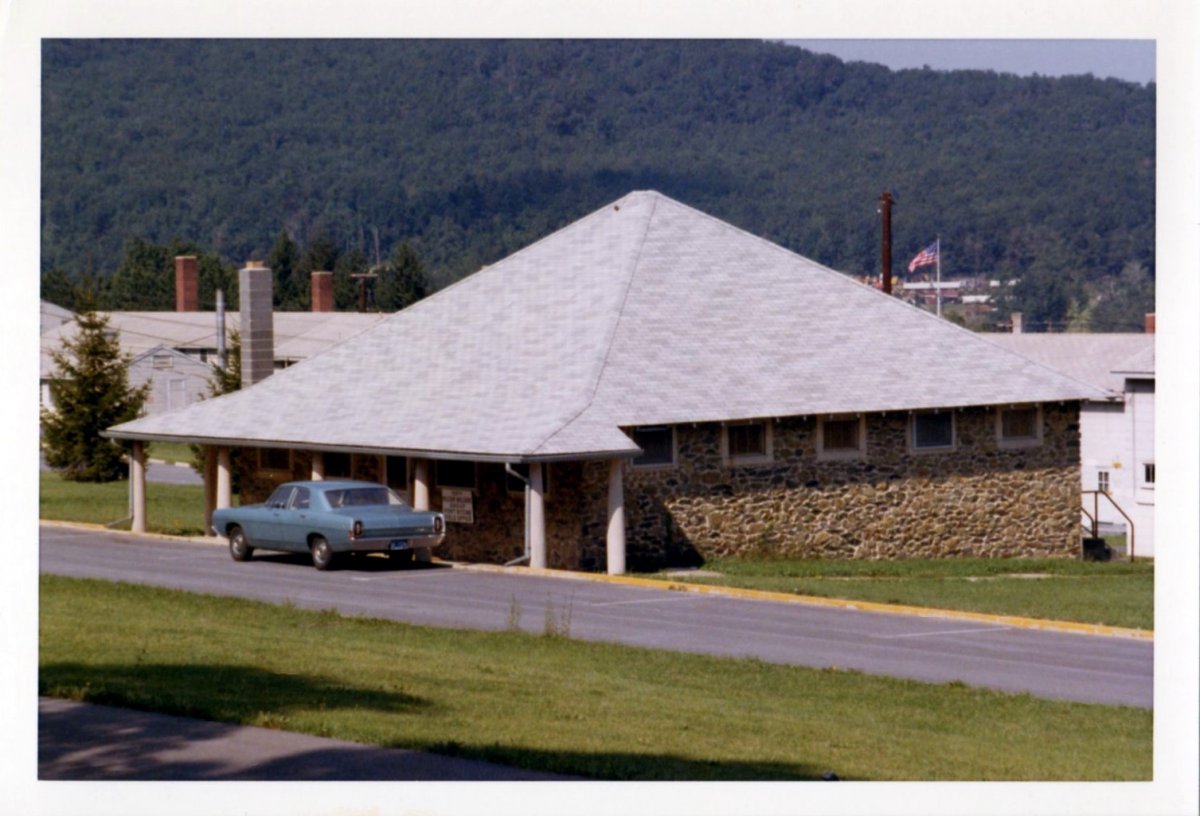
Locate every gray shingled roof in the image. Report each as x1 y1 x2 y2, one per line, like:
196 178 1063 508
988 333 1154 394
108 191 1107 460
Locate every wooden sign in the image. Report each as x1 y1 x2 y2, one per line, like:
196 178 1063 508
440 487 474 524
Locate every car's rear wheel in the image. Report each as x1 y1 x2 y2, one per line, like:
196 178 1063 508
310 536 336 571
228 526 253 562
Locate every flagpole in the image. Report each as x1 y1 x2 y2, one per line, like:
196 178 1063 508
935 235 942 318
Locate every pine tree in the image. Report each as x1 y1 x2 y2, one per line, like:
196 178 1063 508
40 310 149 481
377 241 430 312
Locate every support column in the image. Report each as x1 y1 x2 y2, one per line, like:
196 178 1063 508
203 446 217 536
311 450 325 481
130 441 147 533
216 446 232 510
606 459 627 575
412 459 432 562
529 462 546 569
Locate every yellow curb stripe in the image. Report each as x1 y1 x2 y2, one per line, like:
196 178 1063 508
450 561 1153 641
41 520 1151 641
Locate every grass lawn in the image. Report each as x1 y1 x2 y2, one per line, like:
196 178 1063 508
645 557 1153 631
39 470 208 536
145 440 197 465
39 575 1151 781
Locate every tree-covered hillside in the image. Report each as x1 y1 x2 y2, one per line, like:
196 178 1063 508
41 39 1154 330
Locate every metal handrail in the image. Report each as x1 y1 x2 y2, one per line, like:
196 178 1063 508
1080 490 1136 562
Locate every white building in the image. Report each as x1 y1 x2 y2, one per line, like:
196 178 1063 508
991 332 1155 557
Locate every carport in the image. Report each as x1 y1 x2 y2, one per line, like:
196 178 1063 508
114 437 632 574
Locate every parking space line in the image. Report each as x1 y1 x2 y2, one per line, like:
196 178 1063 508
874 626 1012 639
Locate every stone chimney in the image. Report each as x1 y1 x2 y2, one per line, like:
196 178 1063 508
239 260 274 387
1144 313 1156 334
175 256 199 312
1010 311 1023 334
311 271 334 312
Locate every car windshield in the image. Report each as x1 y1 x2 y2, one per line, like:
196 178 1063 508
324 486 406 508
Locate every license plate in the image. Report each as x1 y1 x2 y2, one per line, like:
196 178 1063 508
389 539 409 551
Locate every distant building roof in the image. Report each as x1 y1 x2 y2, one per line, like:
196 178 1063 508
109 191 1106 460
988 333 1154 393
41 310 387 378
40 300 73 335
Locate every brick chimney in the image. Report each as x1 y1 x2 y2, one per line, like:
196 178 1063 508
175 256 199 312
1010 311 1023 334
1144 313 1156 334
239 260 274 387
311 271 334 312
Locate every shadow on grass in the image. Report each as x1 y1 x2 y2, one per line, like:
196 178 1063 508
38 697 564 781
416 741 837 781
40 661 426 726
40 663 835 781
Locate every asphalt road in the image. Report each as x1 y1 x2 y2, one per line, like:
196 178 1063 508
39 524 1153 709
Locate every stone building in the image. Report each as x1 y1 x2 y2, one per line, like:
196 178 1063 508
107 191 1105 573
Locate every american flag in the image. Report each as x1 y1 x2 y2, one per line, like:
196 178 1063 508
907 242 939 274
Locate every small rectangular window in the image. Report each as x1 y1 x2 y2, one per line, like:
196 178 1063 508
435 459 476 490
152 353 173 370
385 456 407 491
324 452 352 478
632 426 674 467
912 412 954 450
1097 470 1110 493
1143 463 1155 485
823 418 860 451
258 447 291 472
728 423 765 458
1001 408 1038 440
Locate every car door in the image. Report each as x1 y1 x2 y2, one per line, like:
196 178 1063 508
275 485 314 553
260 485 296 549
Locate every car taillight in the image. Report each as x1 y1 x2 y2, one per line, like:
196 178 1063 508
352 520 363 538
434 516 444 534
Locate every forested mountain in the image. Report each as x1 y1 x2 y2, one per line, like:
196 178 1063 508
41 39 1154 330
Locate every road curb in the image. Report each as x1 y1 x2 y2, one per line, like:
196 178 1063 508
40 520 1152 641
446 561 1154 641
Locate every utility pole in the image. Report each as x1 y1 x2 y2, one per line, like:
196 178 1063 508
880 191 894 295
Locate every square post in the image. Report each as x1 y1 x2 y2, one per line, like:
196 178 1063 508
311 450 325 481
203 446 217 535
216 446 232 510
606 458 627 575
528 462 546 569
412 459 432 562
130 441 147 533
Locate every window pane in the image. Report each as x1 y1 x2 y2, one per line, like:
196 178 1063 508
259 447 291 471
632 427 673 466
729 423 766 458
325 452 352 478
823 419 859 451
913 413 953 449
385 456 407 490
1001 408 1037 439
1144 463 1155 484
436 460 476 489
266 486 292 508
291 486 310 509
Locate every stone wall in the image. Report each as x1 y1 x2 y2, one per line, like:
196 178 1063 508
579 403 1082 568
237 402 1082 570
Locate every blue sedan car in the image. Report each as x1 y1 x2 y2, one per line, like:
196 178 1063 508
211 480 446 570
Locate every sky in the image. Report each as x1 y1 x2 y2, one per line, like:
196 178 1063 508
785 39 1155 84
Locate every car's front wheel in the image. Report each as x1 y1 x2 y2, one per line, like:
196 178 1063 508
228 526 253 562
310 536 337 571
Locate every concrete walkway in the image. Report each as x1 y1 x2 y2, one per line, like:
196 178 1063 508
38 697 572 781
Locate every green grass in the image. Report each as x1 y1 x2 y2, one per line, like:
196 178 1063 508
39 470 207 535
40 574 1151 781
146 441 197 465
646 556 1154 631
